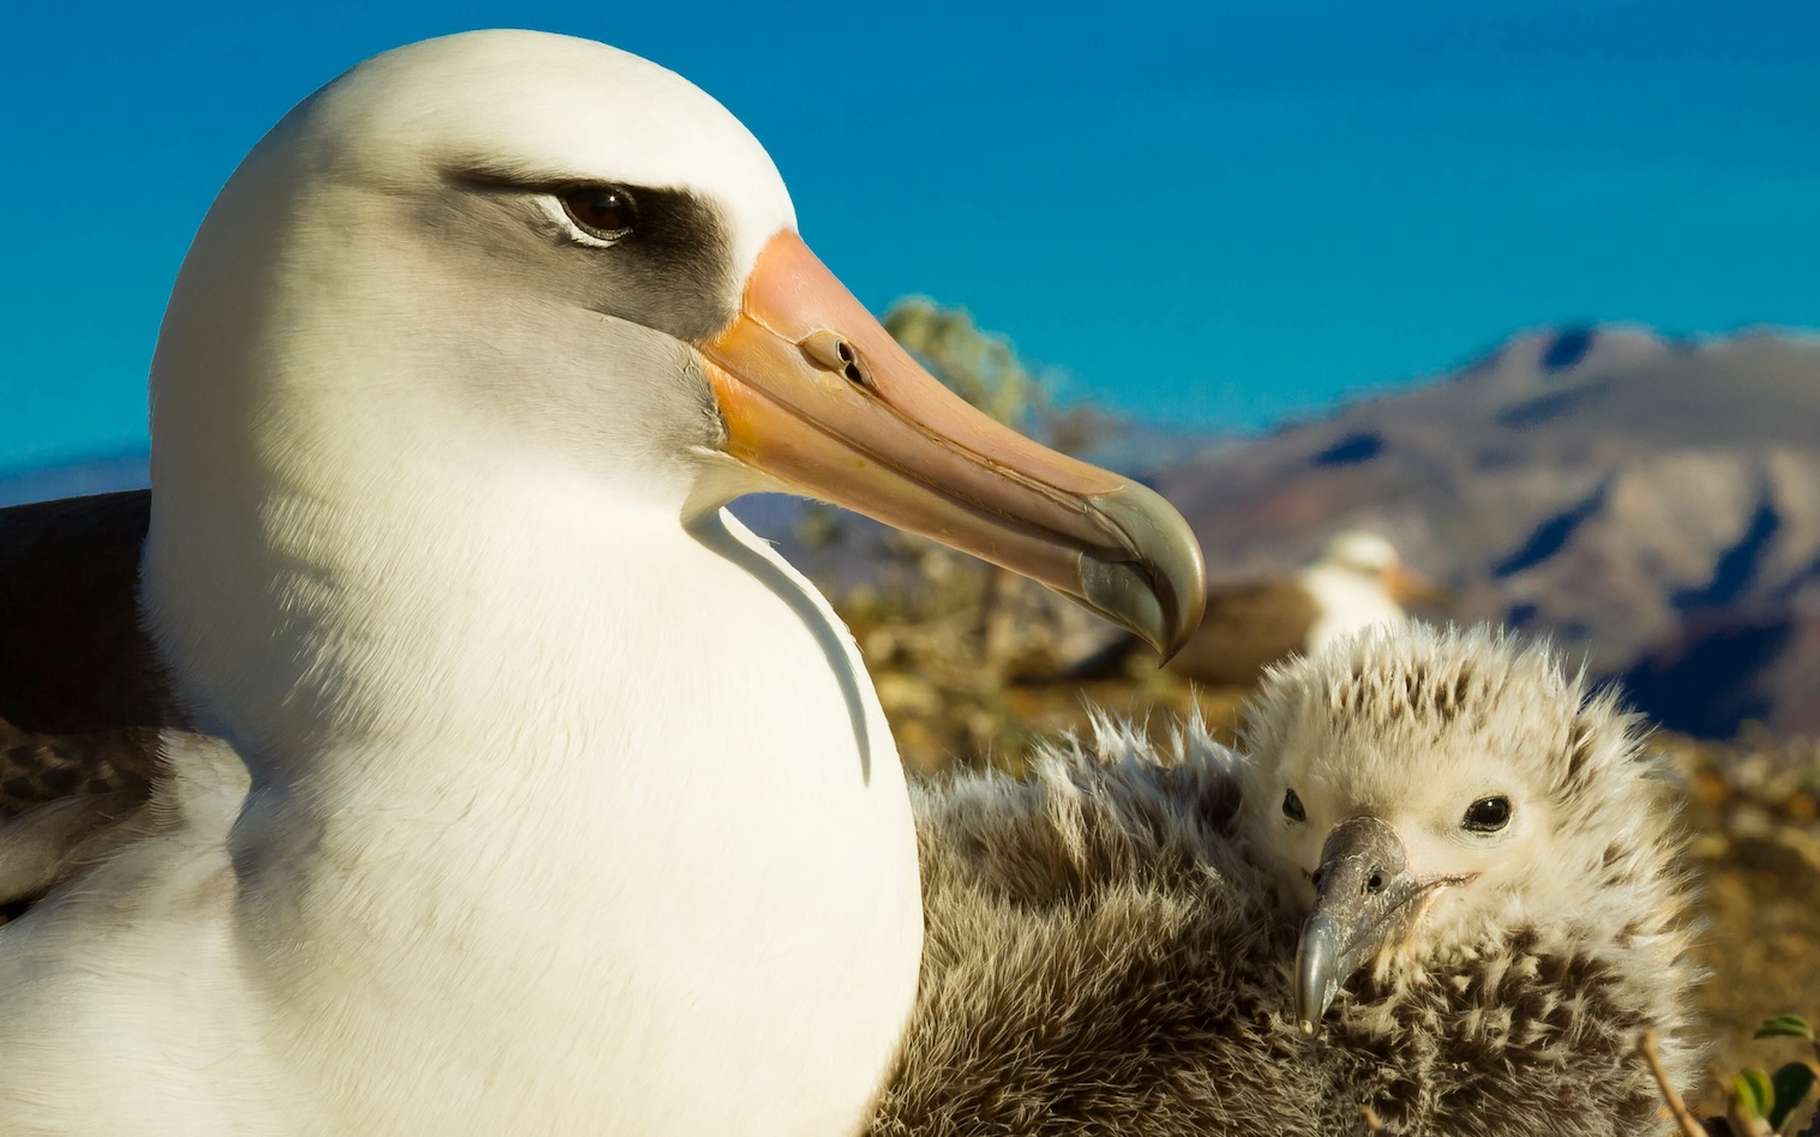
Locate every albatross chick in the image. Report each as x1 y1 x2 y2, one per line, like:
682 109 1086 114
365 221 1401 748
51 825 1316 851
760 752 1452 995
875 624 1699 1137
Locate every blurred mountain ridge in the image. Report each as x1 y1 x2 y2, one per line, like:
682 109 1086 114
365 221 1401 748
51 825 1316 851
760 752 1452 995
1153 323 1820 738
0 454 148 509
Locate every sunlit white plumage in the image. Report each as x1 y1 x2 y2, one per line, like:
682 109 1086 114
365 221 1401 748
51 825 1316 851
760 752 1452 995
0 32 912 1136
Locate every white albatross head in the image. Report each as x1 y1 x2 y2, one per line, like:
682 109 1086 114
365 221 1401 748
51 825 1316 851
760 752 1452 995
1319 531 1400 577
1309 531 1442 605
142 30 1204 712
1232 624 1687 1034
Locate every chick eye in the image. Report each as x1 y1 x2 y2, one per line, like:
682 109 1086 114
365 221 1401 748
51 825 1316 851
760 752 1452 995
1462 795 1512 833
559 187 637 242
1282 788 1306 823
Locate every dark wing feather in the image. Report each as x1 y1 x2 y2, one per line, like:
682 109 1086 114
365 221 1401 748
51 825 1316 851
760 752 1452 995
1055 574 1324 684
1065 577 1321 688
0 491 173 911
1162 577 1321 686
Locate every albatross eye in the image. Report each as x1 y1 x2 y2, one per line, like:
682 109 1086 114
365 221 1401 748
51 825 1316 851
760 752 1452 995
1282 788 1306 823
1462 795 1512 833
559 187 637 243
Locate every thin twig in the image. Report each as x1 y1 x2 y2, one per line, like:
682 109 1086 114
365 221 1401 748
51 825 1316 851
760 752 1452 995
1638 1029 1706 1137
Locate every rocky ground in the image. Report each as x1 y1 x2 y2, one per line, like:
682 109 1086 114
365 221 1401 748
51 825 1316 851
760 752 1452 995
834 554 1820 1114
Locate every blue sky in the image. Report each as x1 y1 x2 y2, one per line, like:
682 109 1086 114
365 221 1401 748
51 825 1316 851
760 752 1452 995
4 1 1817 472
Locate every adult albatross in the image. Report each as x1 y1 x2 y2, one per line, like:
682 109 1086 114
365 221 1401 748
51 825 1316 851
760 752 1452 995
0 31 1202 1136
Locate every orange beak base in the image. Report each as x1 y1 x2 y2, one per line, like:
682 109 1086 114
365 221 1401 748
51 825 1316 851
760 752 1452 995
1387 565 1449 609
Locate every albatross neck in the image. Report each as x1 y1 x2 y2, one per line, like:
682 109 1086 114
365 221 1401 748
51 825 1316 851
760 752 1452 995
142 447 927 1136
142 449 903 823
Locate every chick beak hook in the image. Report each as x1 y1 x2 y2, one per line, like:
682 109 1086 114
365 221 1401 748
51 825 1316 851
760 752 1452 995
1292 816 1424 1034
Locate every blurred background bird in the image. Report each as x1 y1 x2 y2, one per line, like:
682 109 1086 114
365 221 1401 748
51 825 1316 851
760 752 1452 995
1054 529 1448 687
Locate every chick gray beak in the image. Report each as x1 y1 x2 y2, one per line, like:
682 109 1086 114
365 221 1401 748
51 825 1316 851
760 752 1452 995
1292 816 1425 1034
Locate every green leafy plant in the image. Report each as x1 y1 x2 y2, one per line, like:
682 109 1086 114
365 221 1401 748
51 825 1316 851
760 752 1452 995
881 298 1052 433
1740 1013 1820 1135
1647 1016 1820 1136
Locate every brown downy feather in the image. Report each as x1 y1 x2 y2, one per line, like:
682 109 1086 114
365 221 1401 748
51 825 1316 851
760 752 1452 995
874 629 1699 1137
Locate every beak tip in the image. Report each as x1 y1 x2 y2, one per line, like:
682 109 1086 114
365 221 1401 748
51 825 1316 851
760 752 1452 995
1081 482 1206 656
1159 595 1205 660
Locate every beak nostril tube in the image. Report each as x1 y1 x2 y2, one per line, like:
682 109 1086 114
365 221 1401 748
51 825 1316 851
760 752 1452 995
797 330 866 385
833 339 868 385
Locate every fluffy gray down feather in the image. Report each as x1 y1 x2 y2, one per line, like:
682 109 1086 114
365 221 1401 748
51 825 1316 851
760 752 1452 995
871 627 1698 1137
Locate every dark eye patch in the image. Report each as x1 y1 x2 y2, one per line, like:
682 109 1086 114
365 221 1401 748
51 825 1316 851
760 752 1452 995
448 164 739 344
